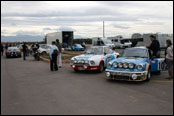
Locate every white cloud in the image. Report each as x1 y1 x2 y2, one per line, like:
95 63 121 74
1 1 173 39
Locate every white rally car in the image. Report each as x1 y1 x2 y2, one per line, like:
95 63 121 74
70 46 119 72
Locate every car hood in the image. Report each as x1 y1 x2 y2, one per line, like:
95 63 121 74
73 54 102 61
112 57 148 64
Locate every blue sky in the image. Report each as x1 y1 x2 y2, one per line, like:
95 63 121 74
1 1 173 41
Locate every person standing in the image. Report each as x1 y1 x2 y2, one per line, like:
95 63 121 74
146 35 160 58
165 39 173 79
22 42 28 60
56 39 62 68
50 41 59 71
1 44 4 56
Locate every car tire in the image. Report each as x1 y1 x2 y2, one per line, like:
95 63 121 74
146 68 151 81
98 62 104 73
42 51 47 55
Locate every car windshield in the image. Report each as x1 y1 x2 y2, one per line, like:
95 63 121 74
75 44 82 47
84 47 103 55
121 48 148 58
103 39 112 44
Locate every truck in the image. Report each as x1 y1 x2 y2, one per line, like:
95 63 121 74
45 31 73 48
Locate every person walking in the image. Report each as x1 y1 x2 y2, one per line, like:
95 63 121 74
165 39 173 79
50 41 59 71
56 39 62 68
22 42 28 60
146 35 160 58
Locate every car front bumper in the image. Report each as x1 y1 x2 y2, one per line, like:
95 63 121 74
71 64 100 71
105 69 148 81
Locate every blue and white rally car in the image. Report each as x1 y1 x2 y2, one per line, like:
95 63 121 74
105 47 166 81
70 46 119 72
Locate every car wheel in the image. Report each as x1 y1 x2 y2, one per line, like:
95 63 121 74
98 62 104 73
146 68 151 81
42 51 47 55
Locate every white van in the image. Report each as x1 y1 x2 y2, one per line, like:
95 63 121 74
92 37 115 49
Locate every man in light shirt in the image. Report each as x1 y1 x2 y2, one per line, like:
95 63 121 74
50 41 59 71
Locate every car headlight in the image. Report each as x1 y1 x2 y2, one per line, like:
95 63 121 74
129 63 135 69
137 64 143 70
113 62 118 68
90 60 95 65
118 62 123 68
123 63 129 68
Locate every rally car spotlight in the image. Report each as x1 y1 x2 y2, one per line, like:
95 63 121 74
129 63 135 69
132 74 137 80
113 62 118 68
106 72 111 77
123 63 128 68
118 62 123 68
137 64 143 70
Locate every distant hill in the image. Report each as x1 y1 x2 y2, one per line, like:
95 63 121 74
1 34 44 42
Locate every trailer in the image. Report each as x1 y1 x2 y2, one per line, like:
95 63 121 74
132 33 173 48
46 31 73 48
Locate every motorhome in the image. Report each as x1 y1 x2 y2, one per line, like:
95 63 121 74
92 37 115 49
107 35 132 48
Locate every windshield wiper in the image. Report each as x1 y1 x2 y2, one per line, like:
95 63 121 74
130 56 147 58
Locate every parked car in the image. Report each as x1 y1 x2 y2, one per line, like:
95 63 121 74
6 47 22 58
105 47 166 81
38 44 51 55
71 44 85 51
70 46 119 72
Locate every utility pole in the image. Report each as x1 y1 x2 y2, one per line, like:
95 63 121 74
103 21 105 38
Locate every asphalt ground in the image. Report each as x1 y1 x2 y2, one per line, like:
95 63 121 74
1 55 173 115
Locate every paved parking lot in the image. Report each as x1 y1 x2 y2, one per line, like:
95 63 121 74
1 55 173 115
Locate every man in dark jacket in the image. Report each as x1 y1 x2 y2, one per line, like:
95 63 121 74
146 35 160 58
22 43 28 60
